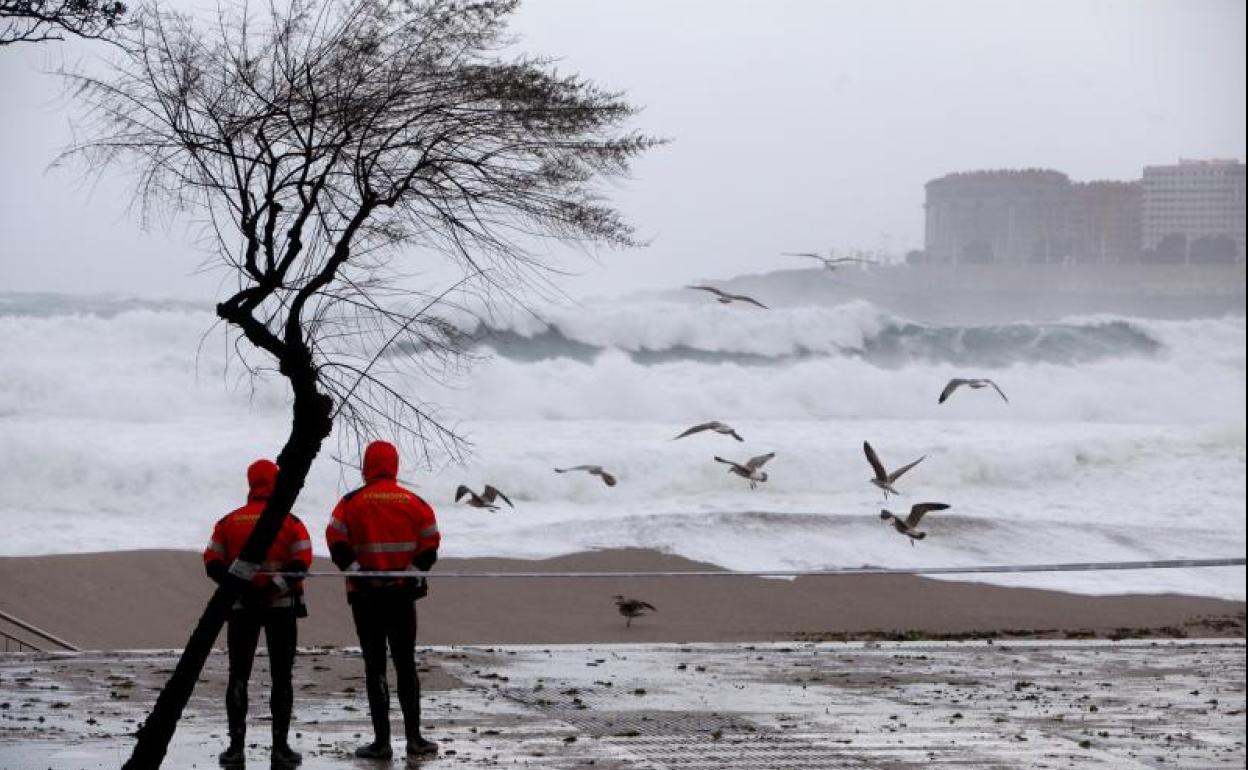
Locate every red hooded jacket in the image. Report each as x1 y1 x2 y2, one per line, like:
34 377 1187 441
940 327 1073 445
325 441 440 594
204 459 313 609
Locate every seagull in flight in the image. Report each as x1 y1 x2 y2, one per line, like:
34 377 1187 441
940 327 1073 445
686 285 769 309
782 251 876 271
613 595 657 627
454 484 514 511
673 420 744 442
714 451 776 489
938 378 1009 404
555 465 618 487
863 441 925 499
880 502 950 545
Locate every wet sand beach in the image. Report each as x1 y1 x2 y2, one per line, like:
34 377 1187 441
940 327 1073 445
0 549 1242 650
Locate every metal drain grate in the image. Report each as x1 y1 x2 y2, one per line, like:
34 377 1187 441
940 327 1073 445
500 687 868 769
599 732 867 770
559 710 756 737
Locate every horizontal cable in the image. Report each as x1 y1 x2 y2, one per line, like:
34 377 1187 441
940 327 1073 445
267 557 1246 580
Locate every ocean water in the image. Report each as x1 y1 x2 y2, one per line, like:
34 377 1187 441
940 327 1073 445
0 289 1243 599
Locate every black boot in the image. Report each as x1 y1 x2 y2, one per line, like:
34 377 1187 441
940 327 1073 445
271 675 300 766
271 742 302 767
355 676 392 759
405 733 438 758
354 741 393 759
395 663 432 759
220 678 248 766
218 734 245 767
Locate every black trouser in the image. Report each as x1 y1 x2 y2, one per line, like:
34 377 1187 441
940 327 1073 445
350 589 422 743
225 608 298 744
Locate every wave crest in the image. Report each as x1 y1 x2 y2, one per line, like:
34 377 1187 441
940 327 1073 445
452 299 1164 367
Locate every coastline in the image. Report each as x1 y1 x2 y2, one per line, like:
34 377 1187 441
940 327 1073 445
0 548 1242 650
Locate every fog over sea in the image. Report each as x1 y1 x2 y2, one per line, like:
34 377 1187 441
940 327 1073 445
1 277 1243 600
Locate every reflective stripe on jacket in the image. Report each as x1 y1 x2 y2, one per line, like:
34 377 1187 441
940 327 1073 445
203 459 313 607
203 508 313 592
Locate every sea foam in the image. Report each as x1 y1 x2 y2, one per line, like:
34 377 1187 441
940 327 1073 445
0 292 1242 599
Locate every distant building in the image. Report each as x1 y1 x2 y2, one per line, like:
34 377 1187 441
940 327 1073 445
1141 159 1245 263
924 169 1074 265
925 160 1244 265
1069 181 1142 264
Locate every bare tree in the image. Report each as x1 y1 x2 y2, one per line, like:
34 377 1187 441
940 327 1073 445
63 0 660 766
1 0 126 45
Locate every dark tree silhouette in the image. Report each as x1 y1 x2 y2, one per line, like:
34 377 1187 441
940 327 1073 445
1142 233 1188 265
63 0 660 766
1 0 125 45
961 239 994 264
1189 234 1239 265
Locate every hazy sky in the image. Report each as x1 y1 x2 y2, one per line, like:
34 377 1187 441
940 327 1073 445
0 0 1244 300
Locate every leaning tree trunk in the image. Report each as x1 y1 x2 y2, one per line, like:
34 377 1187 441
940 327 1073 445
122 353 334 769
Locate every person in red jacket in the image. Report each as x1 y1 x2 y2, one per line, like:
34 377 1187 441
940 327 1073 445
204 459 312 768
326 440 441 760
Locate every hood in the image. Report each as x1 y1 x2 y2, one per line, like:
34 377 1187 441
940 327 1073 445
362 441 399 483
247 459 279 501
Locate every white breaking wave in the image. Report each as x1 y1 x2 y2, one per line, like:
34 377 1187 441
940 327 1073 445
452 299 889 357
448 296 1176 367
0 294 1242 600
0 308 287 421
3 300 1241 425
427 343 1243 424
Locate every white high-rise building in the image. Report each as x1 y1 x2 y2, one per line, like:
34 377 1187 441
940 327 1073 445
1142 159 1246 262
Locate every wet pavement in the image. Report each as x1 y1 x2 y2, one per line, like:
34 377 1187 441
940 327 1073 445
0 640 1244 769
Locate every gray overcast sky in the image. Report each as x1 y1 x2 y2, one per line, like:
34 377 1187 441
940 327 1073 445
0 0 1244 300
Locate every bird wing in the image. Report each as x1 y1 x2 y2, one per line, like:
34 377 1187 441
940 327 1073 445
454 485 473 502
782 252 823 260
905 502 949 528
887 455 926 483
638 601 657 612
673 421 717 439
745 451 776 471
714 456 744 472
687 285 726 298
731 293 769 309
863 441 887 480
556 465 596 474
986 379 1010 403
938 379 967 404
483 485 514 507
596 470 618 487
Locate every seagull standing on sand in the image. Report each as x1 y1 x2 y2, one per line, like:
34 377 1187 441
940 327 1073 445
454 484 514 511
938 378 1009 404
673 421 744 442
714 451 776 490
880 502 950 546
686 285 769 309
613 595 657 627
554 465 618 487
781 251 876 271
863 441 925 499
